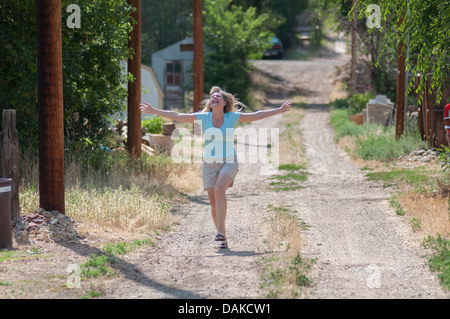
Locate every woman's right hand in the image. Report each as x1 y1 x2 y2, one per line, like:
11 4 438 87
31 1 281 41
139 102 154 115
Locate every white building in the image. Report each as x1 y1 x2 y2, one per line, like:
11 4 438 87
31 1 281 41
117 61 164 121
152 37 194 109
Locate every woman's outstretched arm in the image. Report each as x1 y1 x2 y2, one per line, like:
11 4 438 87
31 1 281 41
140 102 197 123
238 100 291 123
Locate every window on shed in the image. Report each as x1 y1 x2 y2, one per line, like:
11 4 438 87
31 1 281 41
165 61 183 85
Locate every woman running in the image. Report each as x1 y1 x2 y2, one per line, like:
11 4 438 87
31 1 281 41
140 86 291 249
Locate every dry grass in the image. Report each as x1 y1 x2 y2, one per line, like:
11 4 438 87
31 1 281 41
168 162 203 194
262 204 313 298
266 204 303 253
399 193 449 238
278 108 305 166
260 107 313 298
337 133 449 239
19 150 203 240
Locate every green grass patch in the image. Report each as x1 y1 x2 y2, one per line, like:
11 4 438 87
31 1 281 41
269 164 308 192
423 235 450 290
260 253 314 298
80 238 155 279
356 129 426 162
388 195 405 216
365 167 439 194
278 164 307 171
330 108 427 161
261 204 314 298
0 248 44 263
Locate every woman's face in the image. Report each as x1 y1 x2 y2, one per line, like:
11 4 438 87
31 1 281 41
210 92 227 110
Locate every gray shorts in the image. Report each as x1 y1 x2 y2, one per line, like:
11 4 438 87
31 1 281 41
202 157 239 190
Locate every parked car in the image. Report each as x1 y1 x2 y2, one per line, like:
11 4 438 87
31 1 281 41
263 37 283 59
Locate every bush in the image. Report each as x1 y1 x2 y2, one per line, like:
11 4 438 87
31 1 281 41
331 92 375 115
330 107 427 162
1 0 134 149
142 116 165 134
423 235 450 290
330 109 366 141
356 127 426 162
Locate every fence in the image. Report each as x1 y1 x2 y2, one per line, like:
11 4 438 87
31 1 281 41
416 75 450 149
0 109 20 220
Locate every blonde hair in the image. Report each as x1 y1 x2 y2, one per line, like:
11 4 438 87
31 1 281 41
201 86 246 113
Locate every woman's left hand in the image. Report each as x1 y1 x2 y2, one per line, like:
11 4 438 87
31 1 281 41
280 100 291 113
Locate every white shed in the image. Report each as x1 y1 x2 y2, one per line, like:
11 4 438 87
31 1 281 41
152 37 194 109
117 61 164 121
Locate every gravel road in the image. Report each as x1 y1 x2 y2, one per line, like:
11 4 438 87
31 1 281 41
104 53 449 299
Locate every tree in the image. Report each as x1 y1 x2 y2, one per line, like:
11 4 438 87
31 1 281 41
62 0 134 148
140 0 193 66
0 0 38 146
203 0 278 103
353 0 450 103
1 0 134 149
234 0 309 48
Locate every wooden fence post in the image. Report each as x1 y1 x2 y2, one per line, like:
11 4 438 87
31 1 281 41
0 178 13 248
0 110 20 220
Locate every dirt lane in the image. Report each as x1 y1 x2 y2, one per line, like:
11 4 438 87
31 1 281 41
104 54 448 299
257 56 448 298
296 105 448 298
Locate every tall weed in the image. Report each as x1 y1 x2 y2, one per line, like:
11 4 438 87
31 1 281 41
19 148 195 235
330 108 426 161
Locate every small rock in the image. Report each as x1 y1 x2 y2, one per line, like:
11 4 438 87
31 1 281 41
50 218 59 225
420 157 431 163
416 150 426 156
28 222 39 229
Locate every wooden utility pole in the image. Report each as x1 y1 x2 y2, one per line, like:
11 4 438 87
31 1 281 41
127 0 142 158
193 0 204 112
36 0 65 214
395 9 406 140
350 0 357 98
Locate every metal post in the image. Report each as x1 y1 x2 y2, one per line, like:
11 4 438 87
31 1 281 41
127 0 142 158
37 0 65 214
193 0 204 112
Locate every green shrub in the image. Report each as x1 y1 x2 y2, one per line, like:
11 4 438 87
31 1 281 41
330 108 366 140
330 105 427 162
331 92 375 115
142 116 165 134
356 127 426 162
437 146 450 173
423 235 450 290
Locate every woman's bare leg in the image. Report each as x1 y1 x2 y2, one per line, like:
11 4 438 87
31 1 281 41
213 173 232 240
206 188 218 230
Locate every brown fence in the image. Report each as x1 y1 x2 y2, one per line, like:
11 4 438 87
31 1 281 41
417 75 450 149
0 110 20 221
